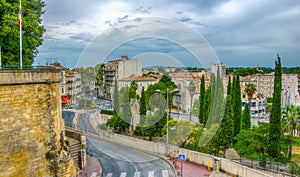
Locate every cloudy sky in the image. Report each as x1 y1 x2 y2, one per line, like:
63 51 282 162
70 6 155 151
34 0 300 68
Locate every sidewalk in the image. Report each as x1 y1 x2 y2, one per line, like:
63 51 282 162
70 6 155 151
78 155 102 177
171 159 213 177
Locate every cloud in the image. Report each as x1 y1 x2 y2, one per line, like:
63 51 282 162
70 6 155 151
35 0 300 67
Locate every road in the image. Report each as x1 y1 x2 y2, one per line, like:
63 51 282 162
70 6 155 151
62 110 75 128
76 111 176 177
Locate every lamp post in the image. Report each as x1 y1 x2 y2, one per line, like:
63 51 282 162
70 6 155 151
156 88 180 157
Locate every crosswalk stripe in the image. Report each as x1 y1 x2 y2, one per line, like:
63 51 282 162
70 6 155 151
133 172 140 177
90 172 97 177
106 173 113 177
148 171 154 177
162 170 168 177
120 172 126 177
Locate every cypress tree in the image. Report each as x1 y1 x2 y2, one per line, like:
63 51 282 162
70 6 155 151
199 75 205 123
241 103 251 130
227 76 232 96
268 54 282 159
121 86 132 131
218 95 234 153
139 87 146 125
113 78 119 114
233 75 242 137
203 86 211 125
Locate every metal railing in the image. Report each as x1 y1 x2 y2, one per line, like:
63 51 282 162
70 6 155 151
0 65 60 71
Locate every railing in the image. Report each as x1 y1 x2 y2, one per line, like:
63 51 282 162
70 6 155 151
0 65 60 71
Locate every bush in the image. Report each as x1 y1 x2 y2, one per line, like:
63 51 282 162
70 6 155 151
100 110 114 115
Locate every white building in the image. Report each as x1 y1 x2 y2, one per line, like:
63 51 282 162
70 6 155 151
105 56 142 99
253 73 299 107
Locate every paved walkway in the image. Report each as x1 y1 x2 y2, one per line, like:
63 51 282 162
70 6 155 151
78 155 102 177
171 159 213 177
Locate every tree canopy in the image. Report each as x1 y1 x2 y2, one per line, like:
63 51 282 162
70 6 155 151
0 0 45 66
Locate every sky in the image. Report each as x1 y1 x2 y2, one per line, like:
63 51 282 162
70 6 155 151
34 0 300 68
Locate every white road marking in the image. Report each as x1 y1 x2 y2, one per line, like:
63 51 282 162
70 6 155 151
133 172 140 177
106 173 113 177
120 172 126 177
148 171 154 177
162 170 169 177
90 172 97 177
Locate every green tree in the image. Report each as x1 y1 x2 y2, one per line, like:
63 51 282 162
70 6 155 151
234 123 269 159
198 75 205 123
233 75 242 138
245 83 256 102
0 0 45 66
218 95 234 154
241 103 251 130
268 54 282 159
77 67 95 94
139 86 147 125
282 105 300 137
95 63 106 97
120 86 132 132
113 78 120 114
187 81 196 121
129 80 139 100
227 76 232 96
203 86 211 125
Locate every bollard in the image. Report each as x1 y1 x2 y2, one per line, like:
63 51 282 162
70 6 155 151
208 159 211 171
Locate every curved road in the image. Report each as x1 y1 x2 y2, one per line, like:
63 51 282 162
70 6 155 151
76 111 175 177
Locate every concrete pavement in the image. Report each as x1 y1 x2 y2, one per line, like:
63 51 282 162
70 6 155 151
78 155 102 177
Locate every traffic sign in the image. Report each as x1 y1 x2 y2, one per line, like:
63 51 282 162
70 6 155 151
178 154 186 161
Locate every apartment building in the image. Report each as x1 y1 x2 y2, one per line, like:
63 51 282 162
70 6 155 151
253 73 299 106
45 62 81 105
66 70 81 104
105 56 142 99
118 76 158 95
170 71 208 112
241 86 266 118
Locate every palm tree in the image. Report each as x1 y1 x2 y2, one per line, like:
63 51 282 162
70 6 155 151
187 81 196 121
245 83 257 103
282 105 300 137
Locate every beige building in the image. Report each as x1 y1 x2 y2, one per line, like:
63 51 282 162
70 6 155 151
105 56 142 99
253 73 299 106
66 70 81 104
45 62 82 105
170 71 208 113
118 76 158 95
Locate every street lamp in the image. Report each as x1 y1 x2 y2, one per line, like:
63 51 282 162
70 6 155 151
155 88 180 157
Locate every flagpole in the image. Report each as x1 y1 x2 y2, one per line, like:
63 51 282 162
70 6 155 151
19 0 22 70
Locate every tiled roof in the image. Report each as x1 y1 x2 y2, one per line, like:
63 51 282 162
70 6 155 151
119 76 157 82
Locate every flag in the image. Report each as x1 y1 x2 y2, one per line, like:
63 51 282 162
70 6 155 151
18 2 23 27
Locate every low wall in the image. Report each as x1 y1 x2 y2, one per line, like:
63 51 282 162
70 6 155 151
89 112 288 177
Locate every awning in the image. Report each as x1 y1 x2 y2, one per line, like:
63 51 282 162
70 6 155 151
62 96 70 104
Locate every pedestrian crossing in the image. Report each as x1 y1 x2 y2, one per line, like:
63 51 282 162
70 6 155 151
104 170 169 177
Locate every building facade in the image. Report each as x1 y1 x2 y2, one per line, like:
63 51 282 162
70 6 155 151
118 76 158 95
253 73 299 106
105 56 142 99
66 70 81 104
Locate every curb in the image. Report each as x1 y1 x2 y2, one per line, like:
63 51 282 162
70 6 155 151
86 110 178 177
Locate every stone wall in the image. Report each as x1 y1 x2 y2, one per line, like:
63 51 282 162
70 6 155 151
0 70 76 177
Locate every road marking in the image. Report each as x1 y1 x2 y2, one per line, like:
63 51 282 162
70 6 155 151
106 173 113 177
133 172 140 177
148 171 154 177
90 173 97 177
162 170 168 177
120 172 126 177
